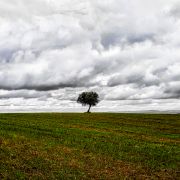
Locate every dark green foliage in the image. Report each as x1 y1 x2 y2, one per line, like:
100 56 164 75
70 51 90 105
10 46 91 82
77 91 99 112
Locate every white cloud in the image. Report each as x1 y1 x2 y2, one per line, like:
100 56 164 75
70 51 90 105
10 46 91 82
0 0 180 112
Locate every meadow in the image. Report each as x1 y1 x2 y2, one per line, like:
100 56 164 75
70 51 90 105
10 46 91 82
0 113 179 179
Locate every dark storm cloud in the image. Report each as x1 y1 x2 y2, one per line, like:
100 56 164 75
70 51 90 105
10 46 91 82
164 82 180 99
0 82 89 91
107 74 145 87
0 90 51 99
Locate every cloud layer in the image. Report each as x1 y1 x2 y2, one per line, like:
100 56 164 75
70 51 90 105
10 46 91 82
0 0 180 112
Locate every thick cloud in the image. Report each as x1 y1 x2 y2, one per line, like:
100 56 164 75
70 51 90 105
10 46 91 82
0 89 51 99
0 0 180 112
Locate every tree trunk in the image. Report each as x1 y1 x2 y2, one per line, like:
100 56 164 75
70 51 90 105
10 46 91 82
87 104 91 113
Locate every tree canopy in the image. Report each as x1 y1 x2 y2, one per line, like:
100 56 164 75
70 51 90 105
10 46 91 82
77 91 99 113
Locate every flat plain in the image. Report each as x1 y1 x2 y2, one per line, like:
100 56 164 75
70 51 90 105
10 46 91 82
0 113 179 179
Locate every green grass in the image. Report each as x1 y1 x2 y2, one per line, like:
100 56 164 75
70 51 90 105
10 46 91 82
0 113 179 179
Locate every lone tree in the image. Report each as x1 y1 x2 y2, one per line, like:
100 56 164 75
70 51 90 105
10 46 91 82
77 91 99 113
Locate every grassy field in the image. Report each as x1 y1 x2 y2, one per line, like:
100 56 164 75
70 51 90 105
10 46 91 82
0 113 179 179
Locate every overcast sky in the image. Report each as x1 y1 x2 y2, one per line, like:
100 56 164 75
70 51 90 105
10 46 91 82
0 0 180 112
